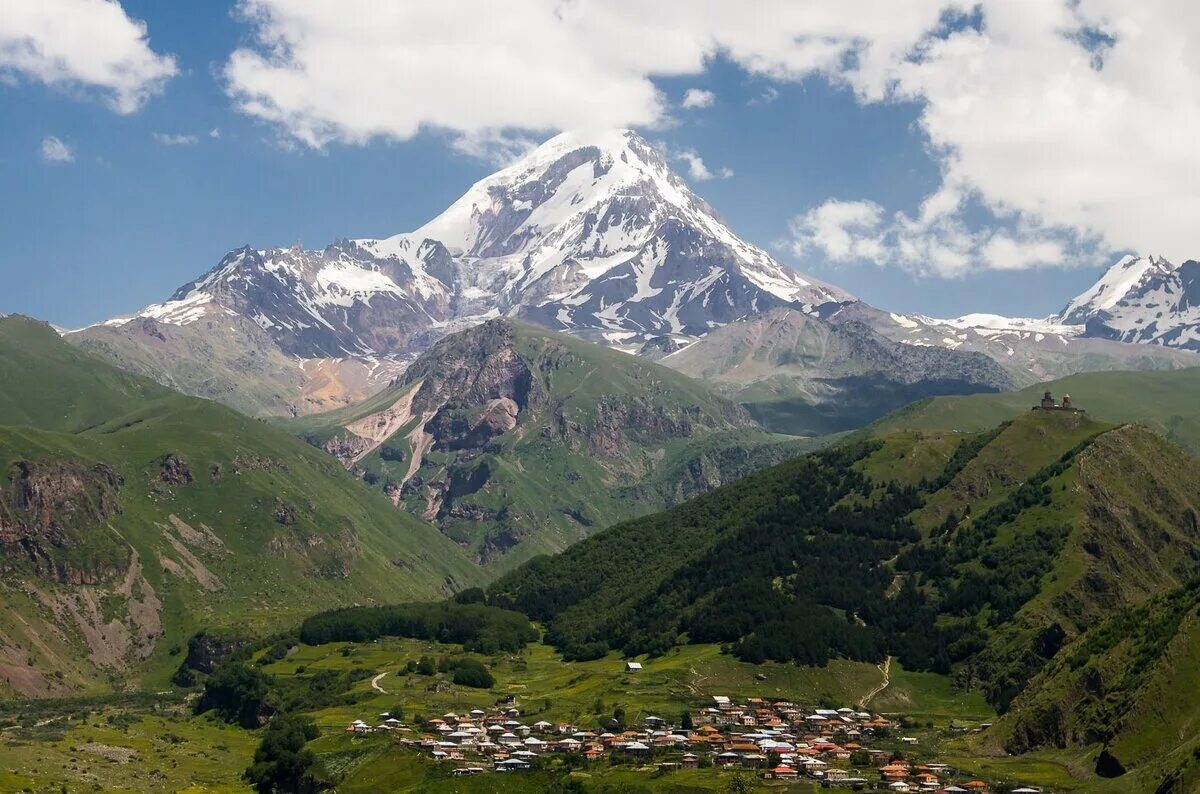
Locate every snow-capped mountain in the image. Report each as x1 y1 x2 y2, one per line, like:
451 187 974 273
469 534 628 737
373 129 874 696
71 131 1196 419
93 129 846 362
1056 254 1200 350
827 300 1197 388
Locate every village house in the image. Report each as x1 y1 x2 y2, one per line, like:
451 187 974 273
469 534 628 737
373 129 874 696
353 694 1008 791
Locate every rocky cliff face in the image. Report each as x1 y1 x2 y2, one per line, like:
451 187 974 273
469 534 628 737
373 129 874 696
0 459 126 584
291 318 780 569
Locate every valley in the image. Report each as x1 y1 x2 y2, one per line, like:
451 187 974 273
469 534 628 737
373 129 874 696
4 128 1200 794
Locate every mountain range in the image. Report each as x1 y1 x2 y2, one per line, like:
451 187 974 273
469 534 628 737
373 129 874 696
6 127 1200 791
65 129 1199 427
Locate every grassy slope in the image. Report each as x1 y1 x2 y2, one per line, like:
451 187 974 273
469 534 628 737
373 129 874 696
68 314 310 419
869 367 1200 453
488 411 1109 655
962 426 1200 792
286 320 805 571
0 317 479 696
0 317 174 432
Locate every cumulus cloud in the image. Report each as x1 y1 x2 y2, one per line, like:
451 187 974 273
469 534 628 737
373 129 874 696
221 1 1200 267
786 200 888 263
152 132 198 145
221 0 951 150
785 197 1072 277
675 150 733 181
0 0 176 113
680 88 715 108
653 143 733 182
39 136 74 163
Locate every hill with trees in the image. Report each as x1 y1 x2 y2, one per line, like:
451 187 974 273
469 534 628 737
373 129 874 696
489 409 1200 787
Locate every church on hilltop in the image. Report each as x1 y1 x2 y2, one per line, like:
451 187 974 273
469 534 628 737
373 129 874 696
1034 391 1084 412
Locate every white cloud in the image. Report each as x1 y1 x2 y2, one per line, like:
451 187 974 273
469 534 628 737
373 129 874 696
781 0 1200 271
681 88 715 108
667 148 733 182
980 234 1067 271
0 0 177 113
39 135 74 163
221 0 953 151
221 1 1200 266
209 128 221 138
785 197 1072 277
152 132 198 146
786 200 888 263
449 130 542 167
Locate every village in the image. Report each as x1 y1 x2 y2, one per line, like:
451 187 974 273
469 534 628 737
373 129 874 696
343 692 1043 793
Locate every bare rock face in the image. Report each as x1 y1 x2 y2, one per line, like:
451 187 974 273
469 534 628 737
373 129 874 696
0 459 126 583
321 433 376 468
478 397 519 435
177 628 251 676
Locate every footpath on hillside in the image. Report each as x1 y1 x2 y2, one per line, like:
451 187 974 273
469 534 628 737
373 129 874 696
858 656 891 710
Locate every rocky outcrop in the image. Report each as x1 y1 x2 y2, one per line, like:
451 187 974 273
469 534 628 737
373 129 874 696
157 453 193 486
320 431 377 468
272 499 299 526
0 459 125 583
299 318 771 567
176 628 252 677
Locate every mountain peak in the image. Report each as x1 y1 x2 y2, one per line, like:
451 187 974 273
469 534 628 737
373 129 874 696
1056 253 1200 351
1059 253 1177 323
524 127 645 160
88 129 850 363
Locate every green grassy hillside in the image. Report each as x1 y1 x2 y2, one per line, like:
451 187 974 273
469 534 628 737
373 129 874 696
0 316 479 697
869 367 1200 453
286 319 806 571
0 317 174 432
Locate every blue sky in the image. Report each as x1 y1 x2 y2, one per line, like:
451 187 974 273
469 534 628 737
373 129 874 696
1 1 1162 328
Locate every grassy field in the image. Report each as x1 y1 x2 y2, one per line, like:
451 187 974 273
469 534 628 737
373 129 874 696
0 694 257 792
868 367 1200 453
257 639 945 731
